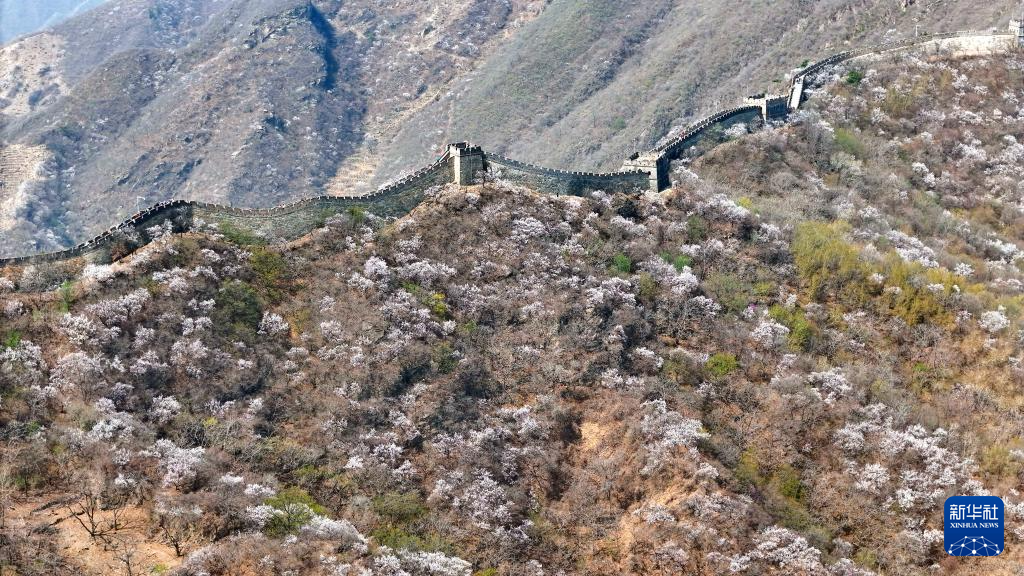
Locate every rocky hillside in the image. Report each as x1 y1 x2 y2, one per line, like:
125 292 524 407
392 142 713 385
0 0 545 257
0 0 1019 258
2 49 1024 575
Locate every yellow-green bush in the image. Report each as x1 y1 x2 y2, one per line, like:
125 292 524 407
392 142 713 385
768 304 815 351
792 221 871 306
263 487 328 536
834 128 866 159
878 255 951 326
706 352 739 378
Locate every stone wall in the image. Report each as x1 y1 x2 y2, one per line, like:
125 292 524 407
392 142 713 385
657 106 762 162
791 31 1018 104
3 19 1020 269
196 155 454 242
0 152 455 268
484 153 649 196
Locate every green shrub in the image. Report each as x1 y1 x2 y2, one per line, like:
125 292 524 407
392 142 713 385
250 248 288 302
611 253 632 275
768 304 814 351
426 292 449 318
637 272 658 301
433 343 458 374
2 331 21 349
687 215 710 242
347 206 367 226
854 549 878 569
313 207 342 228
370 525 452 554
878 255 951 325
214 280 263 336
372 491 427 524
703 272 751 313
734 448 761 488
833 128 866 159
263 487 327 536
882 87 915 118
58 280 75 313
845 69 864 85
705 353 739 378
772 465 806 502
660 252 692 272
753 281 775 298
219 222 266 246
980 445 1021 480
291 464 355 499
792 222 871 306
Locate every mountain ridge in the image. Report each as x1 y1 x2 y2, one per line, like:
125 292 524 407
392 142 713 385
0 0 1019 256
3 24 1019 266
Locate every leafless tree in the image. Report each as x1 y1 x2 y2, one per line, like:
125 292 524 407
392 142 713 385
0 463 13 531
158 509 199 557
64 483 129 547
109 537 149 576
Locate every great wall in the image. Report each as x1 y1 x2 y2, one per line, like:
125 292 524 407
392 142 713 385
1 17 1022 269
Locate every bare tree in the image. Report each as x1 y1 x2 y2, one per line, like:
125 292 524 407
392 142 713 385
64 483 130 547
109 537 150 576
0 462 13 531
157 504 201 557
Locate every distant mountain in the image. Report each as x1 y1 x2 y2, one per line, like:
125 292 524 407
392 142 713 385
0 0 108 44
0 0 1019 258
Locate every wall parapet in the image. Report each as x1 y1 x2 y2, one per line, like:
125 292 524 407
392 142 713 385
484 151 650 197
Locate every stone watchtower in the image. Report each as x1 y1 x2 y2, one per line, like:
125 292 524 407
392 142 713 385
448 142 485 185
745 93 790 122
622 152 669 192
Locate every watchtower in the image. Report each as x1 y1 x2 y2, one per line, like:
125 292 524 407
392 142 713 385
448 142 485 186
622 152 668 192
745 93 790 122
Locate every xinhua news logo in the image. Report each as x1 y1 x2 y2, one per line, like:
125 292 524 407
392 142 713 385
944 495 1004 557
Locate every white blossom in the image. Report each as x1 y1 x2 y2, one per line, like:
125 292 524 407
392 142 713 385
258 312 289 336
979 307 1009 333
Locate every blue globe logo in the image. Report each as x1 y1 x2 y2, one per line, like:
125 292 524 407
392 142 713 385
947 536 1002 556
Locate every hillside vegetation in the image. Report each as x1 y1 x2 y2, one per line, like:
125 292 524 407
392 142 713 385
2 50 1024 575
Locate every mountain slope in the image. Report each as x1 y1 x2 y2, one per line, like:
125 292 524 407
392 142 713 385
381 0 1020 176
2 48 1024 576
0 0 1019 259
0 0 543 257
